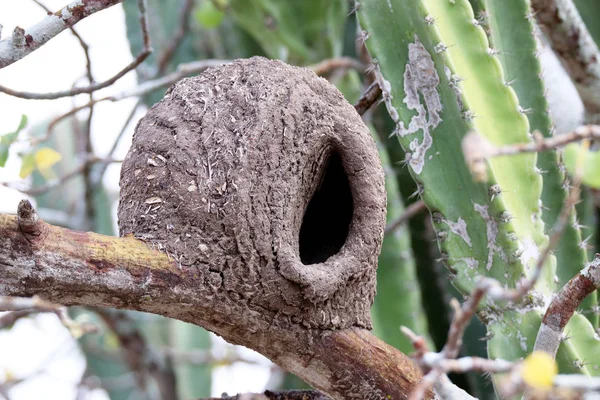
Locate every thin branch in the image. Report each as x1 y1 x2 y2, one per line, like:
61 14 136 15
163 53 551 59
93 99 141 186
0 309 40 328
32 56 360 145
112 59 229 100
464 125 600 161
308 57 364 76
385 200 426 235
0 0 124 69
31 0 94 83
481 182 580 303
0 0 152 99
162 347 261 366
156 0 195 74
554 374 600 391
1 156 121 196
0 295 97 335
530 0 600 114
92 307 178 400
353 81 382 116
534 253 600 357
442 293 486 359
401 327 482 400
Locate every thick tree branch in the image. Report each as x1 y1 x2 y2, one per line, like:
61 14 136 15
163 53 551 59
0 201 431 400
0 0 124 69
531 0 600 114
203 390 331 400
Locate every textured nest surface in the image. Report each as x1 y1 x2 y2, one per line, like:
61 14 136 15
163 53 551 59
118 57 386 331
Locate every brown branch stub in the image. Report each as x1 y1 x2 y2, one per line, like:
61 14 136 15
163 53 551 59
0 0 124 69
17 199 43 238
353 81 382 116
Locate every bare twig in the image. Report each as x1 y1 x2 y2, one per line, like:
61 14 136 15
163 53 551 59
308 57 364 76
554 374 600 391
31 0 94 83
385 200 427 235
0 0 152 99
93 99 141 186
534 253 600 357
2 156 120 196
112 59 229 100
353 81 382 116
156 0 195 74
92 307 178 400
481 181 580 303
162 347 261 366
0 0 124 69
531 0 600 115
401 327 488 400
442 293 486 359
0 309 39 328
464 125 600 161
0 295 97 336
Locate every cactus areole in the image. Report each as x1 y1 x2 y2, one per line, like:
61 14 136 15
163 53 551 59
118 57 386 335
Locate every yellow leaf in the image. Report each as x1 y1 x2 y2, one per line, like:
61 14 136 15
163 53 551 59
34 147 62 170
521 351 558 389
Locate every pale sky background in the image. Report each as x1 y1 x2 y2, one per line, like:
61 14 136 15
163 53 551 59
0 2 273 399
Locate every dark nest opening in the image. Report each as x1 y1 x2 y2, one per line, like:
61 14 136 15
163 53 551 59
299 152 354 265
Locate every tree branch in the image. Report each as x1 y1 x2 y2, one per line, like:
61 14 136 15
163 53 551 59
0 0 152 99
202 390 331 400
0 0 125 69
534 253 600 357
531 0 600 115
0 201 431 400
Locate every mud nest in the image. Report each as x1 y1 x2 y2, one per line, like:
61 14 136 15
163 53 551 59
118 57 386 330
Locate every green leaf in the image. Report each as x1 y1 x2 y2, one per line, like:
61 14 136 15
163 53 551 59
564 142 600 188
0 114 28 167
19 152 36 179
196 1 225 28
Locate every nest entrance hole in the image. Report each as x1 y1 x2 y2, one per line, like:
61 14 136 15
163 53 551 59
299 152 353 265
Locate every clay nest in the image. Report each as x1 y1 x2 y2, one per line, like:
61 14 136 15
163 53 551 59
118 57 386 331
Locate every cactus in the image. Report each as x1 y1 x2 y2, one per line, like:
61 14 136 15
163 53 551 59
227 0 347 64
371 128 433 353
357 0 600 380
482 0 596 326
